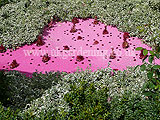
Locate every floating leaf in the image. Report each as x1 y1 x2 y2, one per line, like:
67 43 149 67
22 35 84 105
136 47 143 51
143 49 148 56
149 51 154 55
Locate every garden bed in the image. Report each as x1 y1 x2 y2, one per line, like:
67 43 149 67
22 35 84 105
0 0 160 119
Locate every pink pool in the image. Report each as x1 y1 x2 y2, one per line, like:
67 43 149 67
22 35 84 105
0 18 159 75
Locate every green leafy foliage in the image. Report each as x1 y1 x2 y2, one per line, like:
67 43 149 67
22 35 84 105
140 64 146 71
148 55 154 63
149 0 160 12
153 65 160 69
149 50 154 55
143 49 148 56
136 47 143 51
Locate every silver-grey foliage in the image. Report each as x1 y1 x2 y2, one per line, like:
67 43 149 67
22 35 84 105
0 0 160 49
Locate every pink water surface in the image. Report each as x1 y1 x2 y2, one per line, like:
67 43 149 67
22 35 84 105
0 19 159 75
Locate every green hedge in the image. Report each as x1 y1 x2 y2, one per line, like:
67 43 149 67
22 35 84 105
64 79 110 119
0 0 160 49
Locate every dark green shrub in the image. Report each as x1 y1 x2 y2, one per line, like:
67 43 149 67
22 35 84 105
64 79 110 119
110 92 160 120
